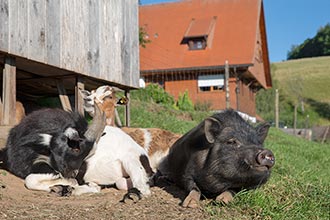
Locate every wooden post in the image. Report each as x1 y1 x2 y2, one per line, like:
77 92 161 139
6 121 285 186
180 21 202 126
56 80 72 112
75 77 85 115
293 104 297 135
235 67 239 111
2 56 16 125
124 90 130 127
321 126 329 144
0 97 2 125
275 89 279 128
225 60 230 109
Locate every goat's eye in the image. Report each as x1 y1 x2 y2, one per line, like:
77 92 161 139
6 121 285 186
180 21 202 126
226 138 238 145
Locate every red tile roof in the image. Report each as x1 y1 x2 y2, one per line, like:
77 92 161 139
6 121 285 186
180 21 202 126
139 0 268 74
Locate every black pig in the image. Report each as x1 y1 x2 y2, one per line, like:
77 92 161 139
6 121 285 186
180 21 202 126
158 109 275 208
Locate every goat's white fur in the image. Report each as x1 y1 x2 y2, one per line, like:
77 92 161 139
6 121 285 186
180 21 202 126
24 173 101 195
39 134 52 146
64 127 78 139
141 128 152 152
24 173 78 192
79 126 151 196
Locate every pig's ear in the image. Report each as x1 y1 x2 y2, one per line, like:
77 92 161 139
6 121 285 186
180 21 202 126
204 117 221 143
256 123 270 143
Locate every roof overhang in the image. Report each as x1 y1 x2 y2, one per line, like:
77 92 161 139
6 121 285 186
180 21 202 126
141 63 253 76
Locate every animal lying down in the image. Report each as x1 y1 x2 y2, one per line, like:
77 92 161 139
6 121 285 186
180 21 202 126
0 106 105 195
0 103 153 200
76 125 154 199
157 109 275 208
80 85 181 172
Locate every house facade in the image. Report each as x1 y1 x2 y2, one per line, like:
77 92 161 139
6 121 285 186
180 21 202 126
139 0 272 120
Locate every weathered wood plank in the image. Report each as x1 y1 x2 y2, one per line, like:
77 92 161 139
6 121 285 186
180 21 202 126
122 0 139 87
2 56 16 125
87 0 100 77
131 0 140 87
61 0 88 74
28 0 46 62
46 0 61 67
71 0 88 74
8 0 28 57
56 80 72 112
75 77 85 115
2 0 140 89
0 0 9 52
60 0 75 71
99 0 122 82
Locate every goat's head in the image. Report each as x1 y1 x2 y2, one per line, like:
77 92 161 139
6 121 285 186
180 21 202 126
80 85 127 126
37 105 105 179
80 85 116 126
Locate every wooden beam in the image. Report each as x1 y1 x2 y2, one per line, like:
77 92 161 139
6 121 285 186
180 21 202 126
75 77 85 115
56 80 72 112
124 90 130 127
2 56 16 125
0 97 2 125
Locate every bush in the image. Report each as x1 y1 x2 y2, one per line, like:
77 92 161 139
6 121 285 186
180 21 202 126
194 100 212 111
131 83 175 106
177 90 194 111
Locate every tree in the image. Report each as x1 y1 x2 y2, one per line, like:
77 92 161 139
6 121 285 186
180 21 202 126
287 23 330 60
139 27 151 48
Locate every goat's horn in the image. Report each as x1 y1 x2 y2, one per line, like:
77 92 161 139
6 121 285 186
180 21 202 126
84 103 106 143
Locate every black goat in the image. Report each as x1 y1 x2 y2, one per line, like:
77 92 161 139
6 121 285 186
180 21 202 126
0 106 105 195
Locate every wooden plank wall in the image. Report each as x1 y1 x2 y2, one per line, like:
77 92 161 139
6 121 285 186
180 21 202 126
0 0 139 88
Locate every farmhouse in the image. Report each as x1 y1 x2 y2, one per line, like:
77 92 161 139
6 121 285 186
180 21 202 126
139 0 272 121
0 0 139 129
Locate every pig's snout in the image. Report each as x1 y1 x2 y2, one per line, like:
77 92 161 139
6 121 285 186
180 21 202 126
256 150 275 169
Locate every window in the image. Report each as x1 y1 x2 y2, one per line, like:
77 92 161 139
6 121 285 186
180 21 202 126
181 17 217 51
188 37 207 50
199 86 211 92
198 74 224 92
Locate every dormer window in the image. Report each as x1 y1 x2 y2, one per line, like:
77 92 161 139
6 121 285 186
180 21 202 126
187 37 207 50
181 16 217 50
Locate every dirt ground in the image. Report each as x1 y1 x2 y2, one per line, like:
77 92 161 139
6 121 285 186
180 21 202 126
0 138 212 220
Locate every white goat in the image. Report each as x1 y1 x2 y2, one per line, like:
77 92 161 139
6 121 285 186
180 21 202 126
80 85 181 171
76 86 153 198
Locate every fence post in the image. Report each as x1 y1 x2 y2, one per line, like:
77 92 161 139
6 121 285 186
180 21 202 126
275 89 279 128
225 60 230 109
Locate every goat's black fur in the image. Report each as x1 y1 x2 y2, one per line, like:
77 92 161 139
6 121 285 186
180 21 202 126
0 108 94 179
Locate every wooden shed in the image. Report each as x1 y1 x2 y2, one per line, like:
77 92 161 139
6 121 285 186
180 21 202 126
0 0 139 126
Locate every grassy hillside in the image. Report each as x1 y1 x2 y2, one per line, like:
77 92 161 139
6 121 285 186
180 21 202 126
273 56 330 103
257 56 330 127
121 96 329 219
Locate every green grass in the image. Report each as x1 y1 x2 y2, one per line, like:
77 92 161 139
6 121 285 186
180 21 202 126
125 98 330 219
273 56 330 103
257 56 330 127
202 129 329 220
117 99 210 134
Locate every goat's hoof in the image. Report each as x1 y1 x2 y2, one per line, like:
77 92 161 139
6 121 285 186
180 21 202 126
182 189 201 208
50 185 74 197
120 188 142 204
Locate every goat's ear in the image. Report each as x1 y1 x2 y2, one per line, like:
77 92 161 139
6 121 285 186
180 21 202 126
79 89 91 100
79 89 95 115
204 117 221 144
256 123 270 143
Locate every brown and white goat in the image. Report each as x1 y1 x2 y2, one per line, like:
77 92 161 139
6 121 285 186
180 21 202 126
80 85 181 171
